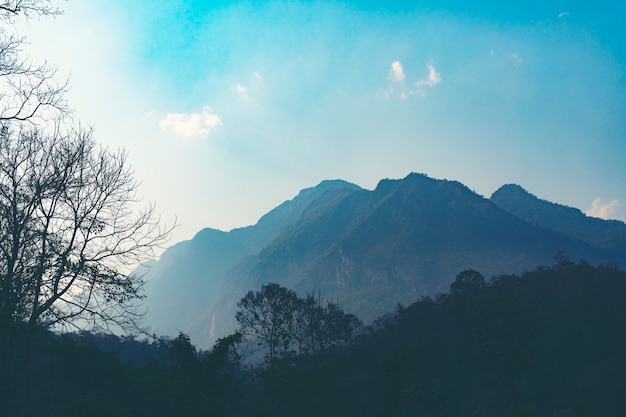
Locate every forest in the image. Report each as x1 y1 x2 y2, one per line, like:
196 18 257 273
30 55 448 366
3 260 626 416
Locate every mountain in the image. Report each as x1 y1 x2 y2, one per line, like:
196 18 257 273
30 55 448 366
141 180 361 338
491 184 626 259
207 174 613 332
141 174 625 348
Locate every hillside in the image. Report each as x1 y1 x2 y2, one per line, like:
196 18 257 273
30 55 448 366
142 174 625 347
214 174 612 330
142 180 361 337
491 184 626 258
10 262 626 417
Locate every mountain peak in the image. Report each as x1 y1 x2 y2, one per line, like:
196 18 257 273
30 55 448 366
491 184 535 200
143 175 626 348
373 173 479 205
375 172 432 190
491 183 582 218
491 183 626 255
295 179 361 199
255 179 361 228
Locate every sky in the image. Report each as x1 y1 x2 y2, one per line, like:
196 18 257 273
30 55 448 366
17 0 626 245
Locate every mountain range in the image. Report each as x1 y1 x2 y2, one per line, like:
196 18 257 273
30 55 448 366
140 173 626 348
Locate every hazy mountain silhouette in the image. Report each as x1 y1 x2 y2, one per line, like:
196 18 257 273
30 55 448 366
142 174 625 347
221 174 613 327
491 184 626 258
142 180 361 338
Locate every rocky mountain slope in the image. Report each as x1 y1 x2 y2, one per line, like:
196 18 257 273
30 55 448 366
141 174 625 348
141 180 361 338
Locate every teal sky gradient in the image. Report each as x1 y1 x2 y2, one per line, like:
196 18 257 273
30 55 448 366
21 0 626 243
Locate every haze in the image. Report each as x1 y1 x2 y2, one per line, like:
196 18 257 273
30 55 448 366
20 0 626 243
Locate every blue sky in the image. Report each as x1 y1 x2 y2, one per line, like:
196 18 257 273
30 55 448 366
21 0 626 243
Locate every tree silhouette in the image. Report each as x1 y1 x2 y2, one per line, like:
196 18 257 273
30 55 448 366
168 332 198 376
0 127 172 416
0 1 67 125
450 269 486 294
0 3 172 415
0 128 171 334
235 284 360 367
236 283 299 367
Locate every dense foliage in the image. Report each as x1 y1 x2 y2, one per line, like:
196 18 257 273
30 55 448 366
236 283 360 367
3 260 626 416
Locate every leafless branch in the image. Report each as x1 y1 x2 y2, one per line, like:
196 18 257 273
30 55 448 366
0 127 174 335
0 0 61 19
0 1 69 127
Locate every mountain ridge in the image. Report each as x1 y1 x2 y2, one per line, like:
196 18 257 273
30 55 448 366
235 174 608 324
141 173 625 347
142 179 361 338
491 183 626 257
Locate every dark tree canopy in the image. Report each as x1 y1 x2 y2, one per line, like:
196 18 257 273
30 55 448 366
450 269 487 294
236 283 299 366
235 283 360 367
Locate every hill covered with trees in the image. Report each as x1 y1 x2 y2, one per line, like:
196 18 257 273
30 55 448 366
7 261 626 416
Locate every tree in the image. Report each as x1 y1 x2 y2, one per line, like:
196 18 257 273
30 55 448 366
0 0 59 15
316 301 360 352
292 293 322 355
293 293 360 355
0 2 172 336
0 1 67 125
0 127 170 334
204 332 245 415
168 332 198 377
0 3 171 415
235 283 299 367
235 284 361 367
0 126 171 416
450 269 486 295
207 331 243 368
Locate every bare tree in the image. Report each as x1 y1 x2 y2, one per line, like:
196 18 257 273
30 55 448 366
0 0 68 125
0 0 60 17
0 3 172 414
0 126 172 334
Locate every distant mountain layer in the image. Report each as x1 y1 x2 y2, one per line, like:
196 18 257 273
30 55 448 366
142 180 361 339
140 174 625 348
491 184 626 258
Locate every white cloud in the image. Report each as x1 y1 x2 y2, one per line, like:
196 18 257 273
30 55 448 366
388 61 406 82
416 64 442 87
234 83 249 101
159 106 222 139
558 11 570 19
397 63 442 99
400 89 420 100
586 197 619 219
233 72 263 101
